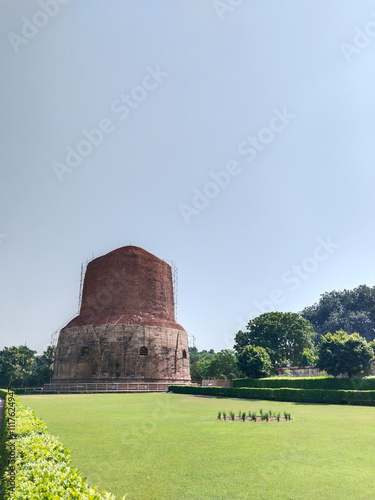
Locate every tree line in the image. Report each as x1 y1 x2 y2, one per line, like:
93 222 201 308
192 284 375 380
0 346 55 387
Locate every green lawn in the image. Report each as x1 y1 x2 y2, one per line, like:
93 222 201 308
20 393 375 500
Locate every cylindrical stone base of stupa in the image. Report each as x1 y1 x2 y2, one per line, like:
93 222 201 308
53 324 190 384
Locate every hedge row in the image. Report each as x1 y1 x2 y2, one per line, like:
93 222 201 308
0 388 43 395
0 391 127 499
232 376 375 390
169 385 375 406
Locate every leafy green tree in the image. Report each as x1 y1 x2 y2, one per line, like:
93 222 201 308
0 345 36 387
0 345 56 387
204 350 240 379
237 345 272 378
189 349 240 381
194 359 211 381
30 346 56 386
300 348 318 367
189 348 216 382
189 349 215 364
234 312 316 366
317 331 374 377
189 346 198 357
301 285 375 342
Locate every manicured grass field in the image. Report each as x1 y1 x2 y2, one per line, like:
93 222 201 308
20 393 375 500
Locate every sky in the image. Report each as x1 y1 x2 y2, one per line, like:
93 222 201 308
1 0 375 354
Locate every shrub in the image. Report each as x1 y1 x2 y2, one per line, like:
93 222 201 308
232 376 375 391
216 408 290 423
0 391 127 499
168 385 375 406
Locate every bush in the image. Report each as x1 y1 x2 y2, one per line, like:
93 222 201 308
0 388 42 395
0 391 126 499
168 385 375 406
232 376 375 390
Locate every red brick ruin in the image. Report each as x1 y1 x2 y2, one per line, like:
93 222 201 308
53 246 191 384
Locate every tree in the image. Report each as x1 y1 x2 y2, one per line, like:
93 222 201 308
317 330 374 377
189 349 240 381
204 350 241 379
237 345 272 378
189 348 216 382
234 312 316 366
300 348 318 367
0 345 56 387
30 346 56 386
301 285 375 342
0 345 36 387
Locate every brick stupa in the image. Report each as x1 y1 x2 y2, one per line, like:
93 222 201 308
52 246 191 384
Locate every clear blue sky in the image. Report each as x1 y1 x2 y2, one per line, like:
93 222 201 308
1 0 375 354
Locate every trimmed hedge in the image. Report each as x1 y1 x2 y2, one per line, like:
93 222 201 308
233 376 375 390
169 385 375 406
0 390 127 499
0 390 7 468
0 388 42 395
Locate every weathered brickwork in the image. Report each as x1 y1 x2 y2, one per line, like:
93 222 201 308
53 246 191 384
79 245 175 323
